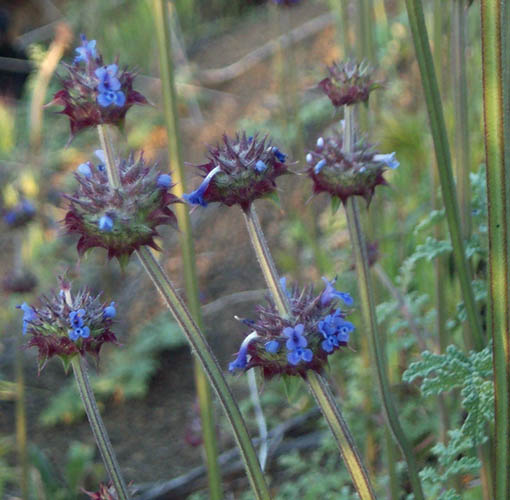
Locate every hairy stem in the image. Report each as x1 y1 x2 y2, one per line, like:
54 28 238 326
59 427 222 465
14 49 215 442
242 205 375 499
343 105 424 500
97 125 121 189
71 357 130 500
152 1 222 497
480 1 509 498
405 0 484 351
135 247 271 499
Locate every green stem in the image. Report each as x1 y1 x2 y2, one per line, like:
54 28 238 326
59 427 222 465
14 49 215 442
152 1 222 497
242 206 375 499
480 1 509 498
135 247 271 499
71 357 130 500
97 125 120 189
307 372 377 500
343 106 424 500
452 0 471 238
404 0 484 351
15 335 28 500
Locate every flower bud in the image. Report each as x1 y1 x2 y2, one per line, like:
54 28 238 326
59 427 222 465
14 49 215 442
63 152 180 265
18 279 118 373
228 278 354 379
183 132 289 211
47 35 148 139
307 131 398 205
318 60 380 107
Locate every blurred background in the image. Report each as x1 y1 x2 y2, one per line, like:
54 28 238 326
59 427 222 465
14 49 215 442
0 0 487 498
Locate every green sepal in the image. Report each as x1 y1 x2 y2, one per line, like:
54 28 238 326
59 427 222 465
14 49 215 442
281 374 303 404
117 254 131 272
59 354 75 374
263 190 281 209
330 195 342 214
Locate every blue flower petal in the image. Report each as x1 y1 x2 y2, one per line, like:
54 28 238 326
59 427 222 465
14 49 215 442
265 340 280 354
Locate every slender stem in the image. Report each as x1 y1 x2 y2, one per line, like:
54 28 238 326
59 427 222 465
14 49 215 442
248 369 269 470
152 1 222 497
97 125 121 189
343 106 424 500
15 335 28 500
307 372 376 500
242 204 375 499
480 1 509 498
135 247 271 500
404 0 484 351
452 0 471 238
243 206 291 317
71 357 130 500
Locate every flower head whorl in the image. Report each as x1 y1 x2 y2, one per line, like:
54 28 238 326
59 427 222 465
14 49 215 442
318 60 380 107
47 36 147 139
64 151 180 265
184 132 289 210
17 279 118 373
307 131 398 205
229 278 354 379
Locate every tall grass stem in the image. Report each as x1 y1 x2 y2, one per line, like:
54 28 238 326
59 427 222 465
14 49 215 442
152 1 222 497
404 0 484 351
71 357 130 500
480 1 509 497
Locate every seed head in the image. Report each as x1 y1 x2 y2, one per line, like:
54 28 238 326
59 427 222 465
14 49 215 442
318 60 380 107
307 131 398 206
18 279 118 373
228 277 354 379
47 35 148 139
63 151 180 265
183 132 289 211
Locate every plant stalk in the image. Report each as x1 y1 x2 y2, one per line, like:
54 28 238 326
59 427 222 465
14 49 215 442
480 1 509 498
242 205 375 499
152 1 222 497
343 105 424 500
71 357 130 500
15 335 28 500
404 0 484 351
135 246 271 499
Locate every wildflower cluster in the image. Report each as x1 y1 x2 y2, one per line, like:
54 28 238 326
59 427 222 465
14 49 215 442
2 198 35 229
229 278 354 378
17 280 118 372
184 132 288 210
47 35 147 138
318 60 380 107
64 151 180 264
307 132 398 205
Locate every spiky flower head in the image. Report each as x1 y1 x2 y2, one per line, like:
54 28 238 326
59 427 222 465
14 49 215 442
183 132 289 211
228 277 354 379
47 35 147 139
83 483 117 500
318 60 380 107
307 131 398 206
64 151 180 266
18 278 118 373
2 198 36 229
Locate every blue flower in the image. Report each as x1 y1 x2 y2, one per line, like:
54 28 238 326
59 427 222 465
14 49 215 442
255 160 267 172
77 162 92 177
103 302 116 319
95 150 106 172
183 166 221 207
320 277 353 307
265 340 280 354
69 325 90 341
283 324 307 350
318 310 354 352
374 152 399 169
74 35 97 64
288 347 313 365
306 153 313 164
69 309 86 328
157 174 172 188
316 137 325 149
272 147 287 163
229 332 259 373
314 159 327 174
98 215 114 232
16 302 36 335
279 276 291 297
95 65 126 108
